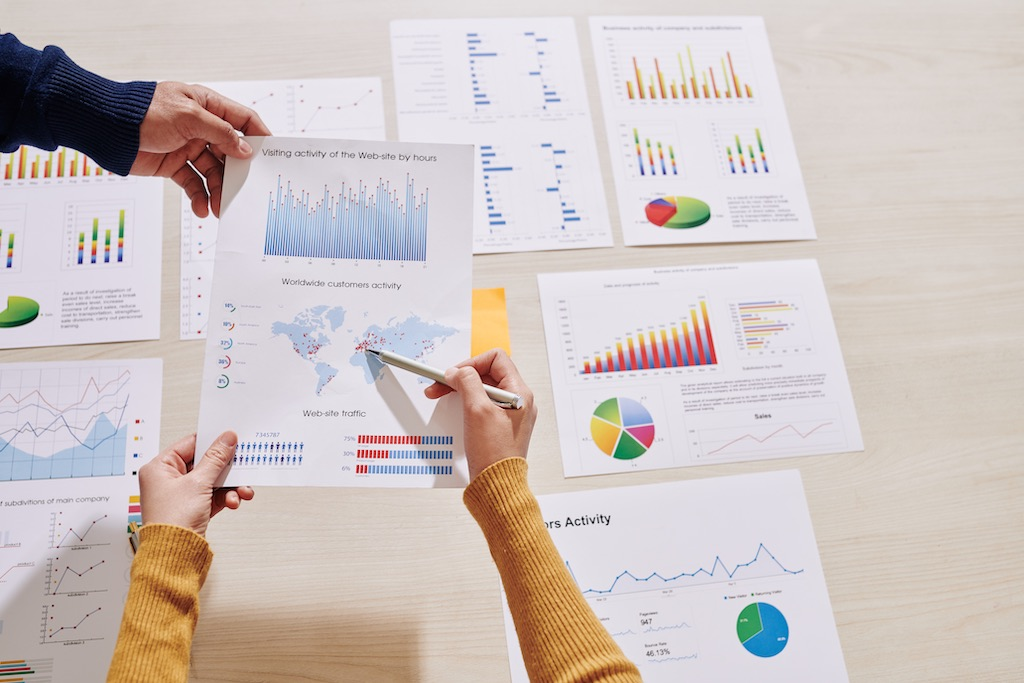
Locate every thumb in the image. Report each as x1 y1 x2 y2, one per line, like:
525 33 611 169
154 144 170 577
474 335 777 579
445 366 495 414
192 431 238 484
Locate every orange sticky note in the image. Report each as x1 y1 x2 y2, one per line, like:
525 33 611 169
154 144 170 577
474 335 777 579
472 287 511 356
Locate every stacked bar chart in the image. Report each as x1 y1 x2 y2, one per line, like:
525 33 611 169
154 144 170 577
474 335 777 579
64 202 131 269
727 128 769 174
355 433 454 476
625 46 754 102
580 300 718 375
1 145 109 183
632 126 678 177
264 175 429 261
0 205 26 272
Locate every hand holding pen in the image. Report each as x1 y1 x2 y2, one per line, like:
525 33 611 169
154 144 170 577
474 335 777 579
366 348 524 409
421 349 538 481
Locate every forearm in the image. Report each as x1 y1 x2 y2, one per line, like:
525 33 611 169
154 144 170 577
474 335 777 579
0 32 154 174
106 524 213 683
464 458 641 683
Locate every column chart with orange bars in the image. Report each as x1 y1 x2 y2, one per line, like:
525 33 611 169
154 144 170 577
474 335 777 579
580 299 717 375
63 201 132 269
624 43 755 103
0 205 26 272
1 145 110 184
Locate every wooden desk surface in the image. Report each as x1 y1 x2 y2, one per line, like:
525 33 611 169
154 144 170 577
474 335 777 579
4 1 1022 680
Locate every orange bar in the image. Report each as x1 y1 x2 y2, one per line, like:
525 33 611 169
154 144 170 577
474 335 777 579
627 337 638 370
701 300 718 363
71 151 79 177
633 57 645 100
58 149 65 177
672 327 684 366
606 351 614 371
655 58 667 99
31 160 38 178
660 329 672 367
745 84 753 98
728 52 741 99
626 81 635 99
710 69 720 98
18 147 27 179
682 321 695 363
691 309 706 364
649 331 660 368
616 342 626 371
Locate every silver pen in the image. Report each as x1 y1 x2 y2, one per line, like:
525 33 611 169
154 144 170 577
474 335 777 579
365 348 524 410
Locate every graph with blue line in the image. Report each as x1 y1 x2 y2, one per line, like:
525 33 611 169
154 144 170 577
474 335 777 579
264 174 428 262
568 542 803 597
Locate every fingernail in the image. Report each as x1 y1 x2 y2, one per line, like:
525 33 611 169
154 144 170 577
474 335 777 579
239 139 252 155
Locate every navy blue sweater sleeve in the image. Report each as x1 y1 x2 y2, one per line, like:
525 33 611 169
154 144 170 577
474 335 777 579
0 33 156 175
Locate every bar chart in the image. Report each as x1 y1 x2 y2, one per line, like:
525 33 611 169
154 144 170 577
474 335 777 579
62 201 132 269
710 122 772 176
618 123 683 179
730 297 814 356
0 204 26 272
617 44 756 104
264 175 429 262
1 145 110 184
579 300 717 375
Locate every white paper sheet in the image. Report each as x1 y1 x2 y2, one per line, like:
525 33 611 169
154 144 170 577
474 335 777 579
0 359 162 683
179 78 386 339
589 16 816 245
501 470 848 682
538 260 862 477
196 137 474 488
0 148 162 348
391 17 613 254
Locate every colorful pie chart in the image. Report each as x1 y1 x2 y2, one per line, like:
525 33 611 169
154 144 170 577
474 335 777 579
589 397 655 460
737 602 789 658
645 196 711 229
0 295 40 328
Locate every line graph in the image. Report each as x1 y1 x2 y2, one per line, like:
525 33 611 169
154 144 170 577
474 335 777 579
0 560 35 584
49 513 109 549
695 411 847 459
46 556 107 595
0 367 132 481
567 542 803 597
40 603 104 643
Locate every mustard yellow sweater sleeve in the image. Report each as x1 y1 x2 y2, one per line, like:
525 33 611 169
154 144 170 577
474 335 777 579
106 524 213 683
464 458 642 683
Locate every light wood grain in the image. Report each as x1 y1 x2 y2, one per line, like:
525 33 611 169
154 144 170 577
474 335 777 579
3 1 1022 680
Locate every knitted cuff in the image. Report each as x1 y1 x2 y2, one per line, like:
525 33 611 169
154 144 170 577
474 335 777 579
40 46 155 176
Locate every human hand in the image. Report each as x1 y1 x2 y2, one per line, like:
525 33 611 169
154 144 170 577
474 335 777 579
130 82 271 218
424 349 537 480
138 431 255 537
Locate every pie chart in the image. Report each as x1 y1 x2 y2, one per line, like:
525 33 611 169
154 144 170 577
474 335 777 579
645 196 711 229
589 397 655 460
0 295 40 328
737 602 789 658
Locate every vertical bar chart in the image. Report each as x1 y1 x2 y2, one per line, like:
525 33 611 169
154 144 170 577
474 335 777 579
63 202 132 269
0 205 26 272
264 174 429 262
0 145 109 184
620 123 682 179
580 300 718 375
623 45 755 103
